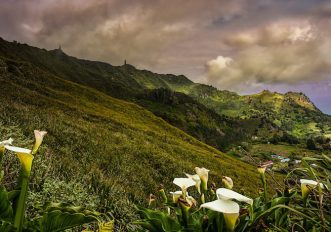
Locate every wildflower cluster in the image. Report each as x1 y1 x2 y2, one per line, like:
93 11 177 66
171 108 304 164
136 157 330 231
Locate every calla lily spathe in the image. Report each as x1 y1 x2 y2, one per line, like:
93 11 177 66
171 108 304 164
32 130 47 155
217 188 253 205
201 188 252 231
173 178 195 197
300 179 325 199
201 198 239 214
170 191 183 203
5 145 33 176
0 138 14 153
173 178 196 190
222 176 233 189
257 166 266 175
185 173 201 193
257 161 273 174
185 196 197 207
0 138 14 146
201 199 240 231
195 167 209 191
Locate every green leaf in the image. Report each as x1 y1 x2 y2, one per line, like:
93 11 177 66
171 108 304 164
136 207 182 231
0 220 16 232
98 221 114 232
39 210 97 232
7 190 20 202
0 186 14 221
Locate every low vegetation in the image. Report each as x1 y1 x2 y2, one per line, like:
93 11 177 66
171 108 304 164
137 157 330 231
0 38 330 231
0 57 262 230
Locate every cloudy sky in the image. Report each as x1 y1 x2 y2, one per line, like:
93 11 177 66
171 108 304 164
1 0 331 113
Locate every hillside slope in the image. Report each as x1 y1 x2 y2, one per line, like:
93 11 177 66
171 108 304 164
0 56 261 228
1 38 329 143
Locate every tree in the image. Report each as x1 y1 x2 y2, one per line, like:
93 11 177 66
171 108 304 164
306 138 317 150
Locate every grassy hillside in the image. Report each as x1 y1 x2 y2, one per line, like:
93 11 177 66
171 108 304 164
0 56 263 230
136 88 276 150
1 38 329 147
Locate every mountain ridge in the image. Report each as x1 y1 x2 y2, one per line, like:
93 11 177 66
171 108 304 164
1 37 330 144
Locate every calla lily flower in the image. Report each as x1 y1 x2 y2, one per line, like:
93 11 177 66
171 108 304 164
185 196 197 208
5 145 33 177
0 138 14 146
222 176 233 189
32 130 47 155
257 166 266 175
0 138 13 153
185 173 201 193
195 167 209 191
257 161 273 174
216 188 253 205
300 179 325 200
170 191 183 203
201 199 239 231
173 178 195 190
148 194 156 207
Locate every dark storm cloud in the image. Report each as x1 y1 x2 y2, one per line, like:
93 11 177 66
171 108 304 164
0 0 330 90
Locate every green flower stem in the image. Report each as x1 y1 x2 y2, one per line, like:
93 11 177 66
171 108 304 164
260 173 267 201
179 200 190 228
303 197 308 228
201 193 205 204
216 213 224 232
0 148 4 181
14 175 29 232
159 188 168 204
182 208 189 227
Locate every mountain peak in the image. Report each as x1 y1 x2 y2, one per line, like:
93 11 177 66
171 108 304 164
285 91 318 111
50 46 66 56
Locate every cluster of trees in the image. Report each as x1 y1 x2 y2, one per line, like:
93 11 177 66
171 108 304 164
306 136 331 150
269 132 300 145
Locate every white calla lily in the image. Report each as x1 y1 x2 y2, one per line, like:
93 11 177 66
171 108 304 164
0 138 14 146
222 176 234 189
5 145 33 176
32 130 47 154
170 191 183 203
173 178 195 198
185 173 201 193
300 179 325 199
201 198 239 231
5 145 32 154
173 178 195 190
300 179 324 187
257 166 266 175
216 188 253 205
201 198 239 214
195 167 209 191
185 196 197 207
0 138 13 153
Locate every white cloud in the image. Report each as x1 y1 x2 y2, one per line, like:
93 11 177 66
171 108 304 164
203 20 331 91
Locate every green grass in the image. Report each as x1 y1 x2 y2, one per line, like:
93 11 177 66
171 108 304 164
1 38 330 146
251 144 318 158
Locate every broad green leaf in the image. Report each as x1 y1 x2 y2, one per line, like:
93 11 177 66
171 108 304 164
136 207 182 231
39 210 98 232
